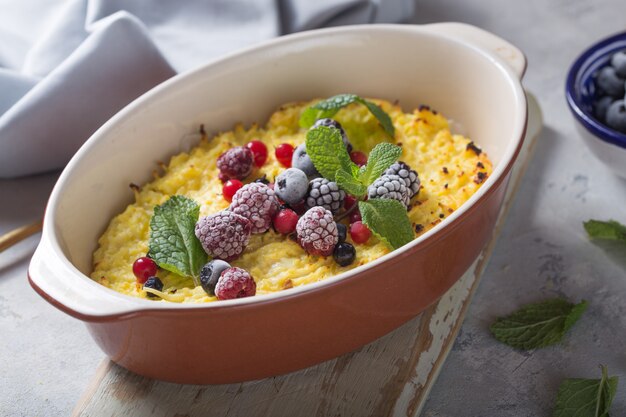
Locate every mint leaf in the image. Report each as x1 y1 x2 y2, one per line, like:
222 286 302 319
336 169 367 197
148 195 207 286
490 298 588 350
361 99 395 136
300 94 396 136
300 94 359 127
306 126 356 181
553 365 618 417
358 142 402 185
584 219 626 242
358 199 414 249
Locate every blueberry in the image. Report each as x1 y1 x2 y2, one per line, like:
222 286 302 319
200 260 231 296
143 276 163 297
291 144 321 179
313 118 353 152
333 242 356 267
596 66 625 98
594 96 614 122
606 100 626 133
336 223 347 243
611 50 626 78
274 168 309 205
254 175 270 185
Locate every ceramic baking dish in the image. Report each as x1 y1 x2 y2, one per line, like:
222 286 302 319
29 22 527 384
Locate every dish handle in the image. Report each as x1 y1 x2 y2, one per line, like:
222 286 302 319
423 22 526 80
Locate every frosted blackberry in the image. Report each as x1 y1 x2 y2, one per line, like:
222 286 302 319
229 182 279 233
305 178 345 213
367 174 410 208
296 207 338 256
291 144 321 178
195 211 251 261
217 146 254 180
312 118 353 152
384 161 420 197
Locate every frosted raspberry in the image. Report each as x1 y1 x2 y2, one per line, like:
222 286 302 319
229 183 279 233
215 267 256 300
217 146 254 180
195 211 251 261
296 207 338 256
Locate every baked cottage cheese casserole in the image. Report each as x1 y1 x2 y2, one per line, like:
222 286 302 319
91 95 493 303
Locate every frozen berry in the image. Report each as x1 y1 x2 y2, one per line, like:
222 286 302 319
596 66 625 98
274 168 309 205
254 175 270 185
611 50 626 78
350 221 371 244
291 144 321 178
195 211 252 261
273 208 299 235
143 276 163 297
349 210 362 224
333 242 356 266
218 172 229 183
305 178 345 213
344 194 357 210
275 143 294 167
606 100 626 133
222 179 243 202
132 256 158 284
296 207 338 256
215 267 256 300
336 223 347 243
312 118 353 152
350 151 368 167
199 260 230 296
229 182 279 233
384 161 420 198
367 174 410 207
246 140 268 167
217 147 254 180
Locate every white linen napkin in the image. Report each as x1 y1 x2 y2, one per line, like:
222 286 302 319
0 0 414 178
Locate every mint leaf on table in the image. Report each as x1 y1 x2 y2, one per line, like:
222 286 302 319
357 142 403 185
553 365 618 417
358 199 414 250
300 94 396 136
305 126 356 181
584 219 626 242
148 195 207 287
490 298 588 350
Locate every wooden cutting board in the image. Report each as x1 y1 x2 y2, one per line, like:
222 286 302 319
72 94 542 417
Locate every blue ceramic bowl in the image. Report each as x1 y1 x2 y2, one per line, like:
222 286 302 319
566 31 626 178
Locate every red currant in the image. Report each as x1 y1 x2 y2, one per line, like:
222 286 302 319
350 151 368 167
222 179 244 202
350 221 371 244
246 140 268 167
349 210 362 224
344 195 357 210
273 209 299 235
132 257 158 284
275 143 294 167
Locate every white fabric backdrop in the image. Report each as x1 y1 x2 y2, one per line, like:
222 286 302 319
0 0 414 178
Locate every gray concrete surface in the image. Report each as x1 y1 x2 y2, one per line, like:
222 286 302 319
1 0 626 416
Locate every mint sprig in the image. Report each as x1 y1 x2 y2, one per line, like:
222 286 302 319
490 298 588 350
358 199 414 250
300 94 395 136
148 195 207 286
357 142 402 185
305 126 355 181
553 365 618 417
584 219 626 242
